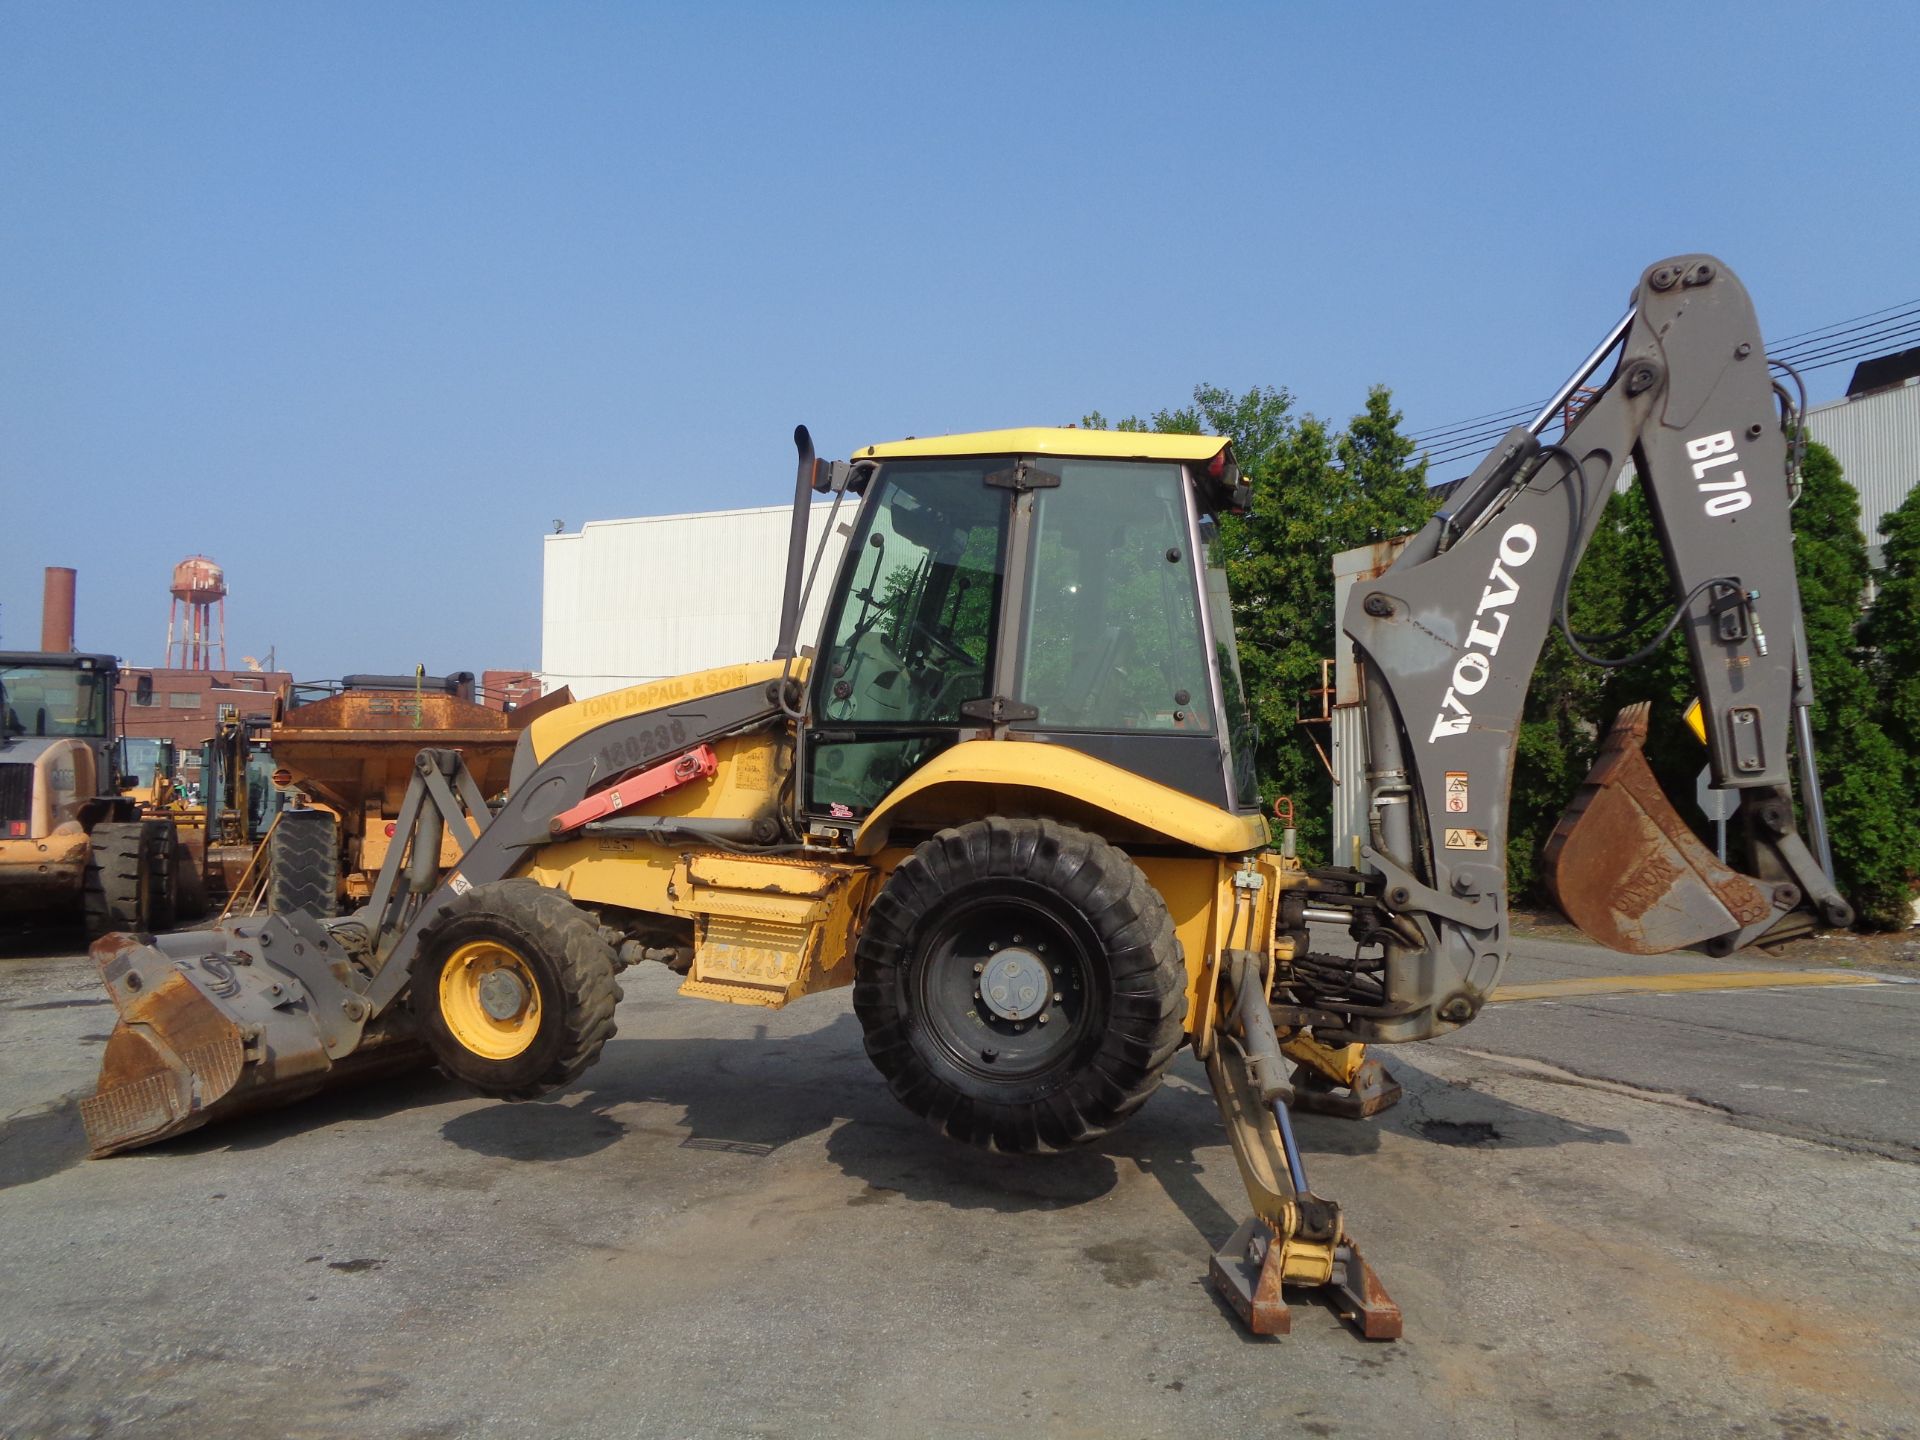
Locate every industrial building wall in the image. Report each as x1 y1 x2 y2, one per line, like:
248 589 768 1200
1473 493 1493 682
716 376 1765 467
1806 381 1920 558
541 501 853 699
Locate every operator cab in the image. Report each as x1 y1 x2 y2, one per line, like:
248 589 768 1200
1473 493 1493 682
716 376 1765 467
800 429 1259 825
0 652 115 742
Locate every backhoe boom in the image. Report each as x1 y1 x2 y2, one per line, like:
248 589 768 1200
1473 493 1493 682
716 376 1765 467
1324 254 1852 1044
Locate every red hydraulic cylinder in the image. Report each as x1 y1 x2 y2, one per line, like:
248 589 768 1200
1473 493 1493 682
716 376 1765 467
547 745 719 837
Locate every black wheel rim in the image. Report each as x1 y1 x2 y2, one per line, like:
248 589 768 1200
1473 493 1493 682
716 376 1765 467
907 882 1106 1085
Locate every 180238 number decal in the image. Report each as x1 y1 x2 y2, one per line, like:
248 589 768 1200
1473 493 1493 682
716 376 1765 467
598 717 689 773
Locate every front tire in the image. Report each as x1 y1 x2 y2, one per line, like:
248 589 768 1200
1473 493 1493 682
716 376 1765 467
83 821 161 936
411 880 621 1099
853 817 1187 1154
268 809 339 918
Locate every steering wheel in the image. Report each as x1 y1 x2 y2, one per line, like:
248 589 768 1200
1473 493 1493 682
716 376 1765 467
910 622 972 667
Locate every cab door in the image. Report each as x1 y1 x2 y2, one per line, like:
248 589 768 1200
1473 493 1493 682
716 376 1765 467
802 459 1010 825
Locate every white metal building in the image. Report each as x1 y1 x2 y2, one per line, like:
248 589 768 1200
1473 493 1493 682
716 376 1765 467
541 502 853 699
1805 377 1920 563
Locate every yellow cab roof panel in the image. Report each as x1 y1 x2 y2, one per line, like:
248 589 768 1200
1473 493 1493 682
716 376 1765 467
856 427 1231 464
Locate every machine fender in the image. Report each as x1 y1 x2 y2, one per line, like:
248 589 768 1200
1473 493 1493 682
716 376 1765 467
851 741 1268 857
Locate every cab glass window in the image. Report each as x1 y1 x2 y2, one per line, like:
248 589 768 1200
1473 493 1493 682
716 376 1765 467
0 665 110 738
807 461 1007 815
1016 463 1211 732
1199 513 1261 808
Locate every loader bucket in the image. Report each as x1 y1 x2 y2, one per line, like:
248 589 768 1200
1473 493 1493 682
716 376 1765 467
81 923 426 1157
1543 703 1774 956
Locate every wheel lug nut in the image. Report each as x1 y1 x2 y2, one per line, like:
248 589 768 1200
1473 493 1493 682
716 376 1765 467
1037 1012 1049 1025
987 942 998 953
1053 992 1063 1003
973 962 984 974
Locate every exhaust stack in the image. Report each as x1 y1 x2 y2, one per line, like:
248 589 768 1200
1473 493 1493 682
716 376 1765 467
771 426 816 661
41 567 76 652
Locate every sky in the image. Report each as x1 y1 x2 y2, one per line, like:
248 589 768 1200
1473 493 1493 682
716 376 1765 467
4 2 1916 681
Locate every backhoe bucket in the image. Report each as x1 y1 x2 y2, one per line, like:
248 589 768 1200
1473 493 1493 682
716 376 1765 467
1543 703 1773 955
81 921 425 1157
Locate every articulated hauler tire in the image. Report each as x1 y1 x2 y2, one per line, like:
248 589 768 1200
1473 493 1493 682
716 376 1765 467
854 816 1187 1154
83 820 173 937
411 879 621 1099
268 809 339 918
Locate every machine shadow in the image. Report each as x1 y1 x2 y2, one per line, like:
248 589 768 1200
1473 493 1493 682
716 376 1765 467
1302 1052 1633 1157
435 1013 1238 1250
153 1064 463 1155
0 923 89 961
437 1011 1625 1251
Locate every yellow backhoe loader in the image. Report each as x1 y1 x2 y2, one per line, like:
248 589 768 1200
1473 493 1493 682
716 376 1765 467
82 255 1851 1339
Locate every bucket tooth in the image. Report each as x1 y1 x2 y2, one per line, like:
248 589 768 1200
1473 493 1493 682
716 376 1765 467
1544 703 1774 955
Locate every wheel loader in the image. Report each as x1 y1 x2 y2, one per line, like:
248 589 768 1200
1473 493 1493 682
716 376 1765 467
81 255 1852 1339
1 650 187 935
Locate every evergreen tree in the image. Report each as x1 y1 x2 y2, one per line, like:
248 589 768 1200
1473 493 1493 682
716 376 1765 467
1863 480 1920 773
1505 487 1643 895
1789 443 1918 928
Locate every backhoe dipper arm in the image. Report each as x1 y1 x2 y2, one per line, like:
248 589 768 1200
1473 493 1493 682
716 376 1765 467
1332 255 1852 1044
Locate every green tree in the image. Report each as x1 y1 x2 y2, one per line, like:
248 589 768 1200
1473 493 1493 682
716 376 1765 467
1085 385 1432 860
1789 443 1918 928
1863 479 1920 775
1581 443 1915 928
1503 487 1652 895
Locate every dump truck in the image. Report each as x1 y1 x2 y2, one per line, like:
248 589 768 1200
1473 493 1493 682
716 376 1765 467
1 650 187 933
82 255 1851 1338
262 672 560 914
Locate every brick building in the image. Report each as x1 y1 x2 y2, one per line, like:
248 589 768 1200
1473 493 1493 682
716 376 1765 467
480 669 542 711
117 666 292 785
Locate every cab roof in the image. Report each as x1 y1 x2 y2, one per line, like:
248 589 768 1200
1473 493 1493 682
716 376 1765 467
856 426 1232 464
0 651 117 671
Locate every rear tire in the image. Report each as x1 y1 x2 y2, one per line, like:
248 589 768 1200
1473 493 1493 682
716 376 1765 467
141 820 178 930
83 822 155 937
411 880 621 1099
853 816 1187 1154
170 833 211 922
268 809 339 918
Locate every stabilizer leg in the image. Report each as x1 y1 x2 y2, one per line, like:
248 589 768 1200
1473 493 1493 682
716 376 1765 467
1283 1033 1404 1119
1201 952 1402 1341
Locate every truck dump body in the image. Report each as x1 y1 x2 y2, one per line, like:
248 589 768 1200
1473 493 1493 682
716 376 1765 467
270 684 567 896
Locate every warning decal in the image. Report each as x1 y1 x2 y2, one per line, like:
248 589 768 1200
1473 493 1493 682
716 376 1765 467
1444 827 1489 851
1444 772 1469 813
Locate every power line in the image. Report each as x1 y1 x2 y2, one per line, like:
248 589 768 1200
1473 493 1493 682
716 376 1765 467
1772 312 1920 368
1766 296 1920 349
1408 298 1920 471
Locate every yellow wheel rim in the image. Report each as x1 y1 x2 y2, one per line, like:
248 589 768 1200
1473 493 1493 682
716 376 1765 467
438 940 542 1060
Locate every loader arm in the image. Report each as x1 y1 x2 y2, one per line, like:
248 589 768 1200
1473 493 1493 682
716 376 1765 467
1321 254 1852 1044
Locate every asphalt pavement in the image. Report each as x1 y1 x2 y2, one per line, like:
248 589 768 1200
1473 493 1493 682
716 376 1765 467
1 923 1916 1440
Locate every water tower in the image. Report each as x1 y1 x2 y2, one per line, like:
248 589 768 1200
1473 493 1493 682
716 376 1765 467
166 555 228 670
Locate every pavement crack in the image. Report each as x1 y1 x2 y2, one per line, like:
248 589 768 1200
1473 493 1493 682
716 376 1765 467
1445 1045 1920 1166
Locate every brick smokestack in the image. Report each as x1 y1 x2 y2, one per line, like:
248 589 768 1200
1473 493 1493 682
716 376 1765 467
41 567 76 652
